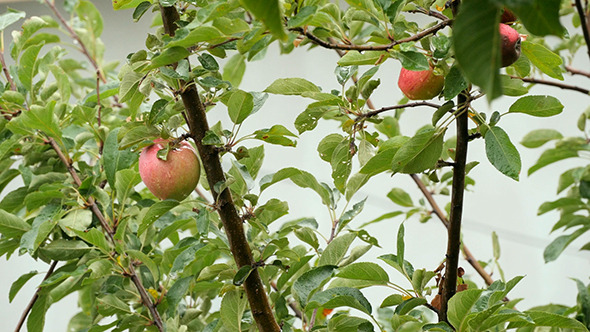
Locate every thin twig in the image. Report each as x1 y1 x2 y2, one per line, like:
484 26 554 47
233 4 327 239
410 174 494 286
294 19 451 51
0 50 16 91
440 92 469 323
43 0 106 83
565 65 590 78
96 71 102 127
575 0 590 61
510 76 590 95
407 7 449 21
47 138 164 331
47 137 114 237
358 101 441 120
14 261 58 332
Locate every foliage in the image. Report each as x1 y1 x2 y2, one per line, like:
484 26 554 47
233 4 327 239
0 0 588 331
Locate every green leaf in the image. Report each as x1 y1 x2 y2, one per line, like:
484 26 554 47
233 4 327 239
112 0 148 10
0 208 31 238
528 148 579 175
224 90 254 124
197 53 219 71
264 77 321 96
223 54 246 87
338 51 385 66
287 5 318 28
132 2 152 21
97 294 132 314
520 129 562 148
573 278 590 329
102 128 138 189
543 227 588 262
239 0 286 41
76 0 103 36
391 127 445 174
146 46 189 70
337 262 389 283
253 125 297 147
18 42 44 93
9 271 38 302
27 293 49 332
330 138 353 193
0 9 25 31
165 26 224 48
260 167 332 206
447 289 485 331
508 95 563 117
138 200 180 235
166 276 191 316
380 294 404 308
507 310 589 330
504 0 565 36
397 51 429 71
521 41 563 80
453 0 502 100
395 297 427 315
115 169 141 205
337 198 366 232
171 242 206 273
70 228 111 254
387 188 413 207
360 136 408 176
500 75 528 96
293 265 337 307
294 228 319 249
319 232 356 266
8 103 62 139
318 134 345 162
443 66 468 100
484 126 521 180
233 265 254 286
308 287 372 314
38 239 90 261
328 315 374 332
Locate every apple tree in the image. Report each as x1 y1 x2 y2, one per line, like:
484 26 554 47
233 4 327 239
0 0 589 331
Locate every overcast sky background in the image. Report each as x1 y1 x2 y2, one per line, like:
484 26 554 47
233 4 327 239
0 1 589 330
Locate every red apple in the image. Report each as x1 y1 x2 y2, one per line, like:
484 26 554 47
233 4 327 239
499 23 521 67
139 139 200 201
397 67 444 100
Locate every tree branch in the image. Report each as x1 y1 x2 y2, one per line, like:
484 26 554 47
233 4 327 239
294 19 451 51
358 101 441 120
44 0 106 83
159 5 280 332
439 92 469 323
0 50 16 91
410 174 494 286
46 137 164 331
575 0 590 61
14 261 58 332
407 7 449 21
510 76 590 95
565 65 590 78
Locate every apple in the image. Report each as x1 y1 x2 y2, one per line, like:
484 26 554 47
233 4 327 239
499 23 521 67
139 138 200 201
397 67 444 100
500 8 517 24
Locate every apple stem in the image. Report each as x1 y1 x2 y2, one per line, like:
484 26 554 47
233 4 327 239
159 5 281 332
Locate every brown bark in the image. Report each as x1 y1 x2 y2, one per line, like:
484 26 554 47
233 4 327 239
159 5 280 332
